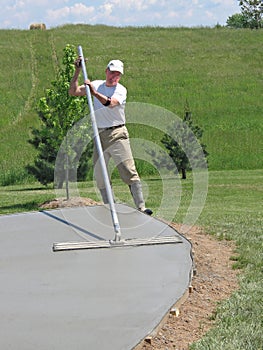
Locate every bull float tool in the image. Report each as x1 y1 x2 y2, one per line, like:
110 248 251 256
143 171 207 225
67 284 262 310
52 46 182 251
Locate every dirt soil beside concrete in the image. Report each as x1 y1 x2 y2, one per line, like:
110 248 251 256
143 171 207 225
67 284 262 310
40 197 240 350
140 223 239 350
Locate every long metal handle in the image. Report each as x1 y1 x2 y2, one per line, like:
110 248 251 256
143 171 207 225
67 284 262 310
78 46 121 242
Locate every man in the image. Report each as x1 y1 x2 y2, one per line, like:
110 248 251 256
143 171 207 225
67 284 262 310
69 58 152 215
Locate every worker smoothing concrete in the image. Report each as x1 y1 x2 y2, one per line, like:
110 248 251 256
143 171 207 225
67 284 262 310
69 58 152 216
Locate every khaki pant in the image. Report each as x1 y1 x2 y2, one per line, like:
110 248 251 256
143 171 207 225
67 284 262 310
93 126 140 189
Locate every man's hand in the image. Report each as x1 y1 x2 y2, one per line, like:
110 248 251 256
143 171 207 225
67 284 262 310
74 56 88 69
74 57 82 69
85 79 96 96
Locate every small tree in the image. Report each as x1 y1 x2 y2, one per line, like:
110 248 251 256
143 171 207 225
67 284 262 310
226 13 250 28
150 103 208 179
27 44 93 193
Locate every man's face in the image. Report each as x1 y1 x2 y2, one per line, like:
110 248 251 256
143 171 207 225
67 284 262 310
105 69 121 86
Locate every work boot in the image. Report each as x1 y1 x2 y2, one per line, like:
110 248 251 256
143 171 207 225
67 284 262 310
143 208 153 216
129 181 152 215
100 188 115 204
99 188 109 204
99 188 115 204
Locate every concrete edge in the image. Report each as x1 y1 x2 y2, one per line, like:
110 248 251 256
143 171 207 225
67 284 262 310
133 232 194 349
133 279 192 349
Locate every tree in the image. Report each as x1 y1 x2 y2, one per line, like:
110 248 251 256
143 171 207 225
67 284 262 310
27 44 93 192
239 0 263 28
228 1 263 28
150 103 208 179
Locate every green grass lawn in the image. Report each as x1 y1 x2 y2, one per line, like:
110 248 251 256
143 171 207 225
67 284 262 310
0 169 262 349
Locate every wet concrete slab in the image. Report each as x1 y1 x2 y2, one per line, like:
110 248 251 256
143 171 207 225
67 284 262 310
0 204 193 350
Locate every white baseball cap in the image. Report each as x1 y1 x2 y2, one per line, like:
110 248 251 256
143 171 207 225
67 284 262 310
107 60 124 74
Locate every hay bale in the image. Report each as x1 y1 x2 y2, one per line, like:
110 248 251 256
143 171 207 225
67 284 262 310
29 23 46 30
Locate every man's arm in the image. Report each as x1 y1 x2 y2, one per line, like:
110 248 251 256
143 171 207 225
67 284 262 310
85 81 120 108
68 65 86 96
69 58 120 107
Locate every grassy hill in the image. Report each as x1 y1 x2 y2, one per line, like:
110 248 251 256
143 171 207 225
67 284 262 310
0 25 262 185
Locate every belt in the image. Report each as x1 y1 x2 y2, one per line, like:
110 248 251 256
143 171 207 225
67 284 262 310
99 124 125 131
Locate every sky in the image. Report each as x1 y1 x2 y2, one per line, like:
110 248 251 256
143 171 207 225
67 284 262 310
1 0 241 30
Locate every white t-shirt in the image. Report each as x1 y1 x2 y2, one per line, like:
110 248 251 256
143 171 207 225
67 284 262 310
92 80 127 128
